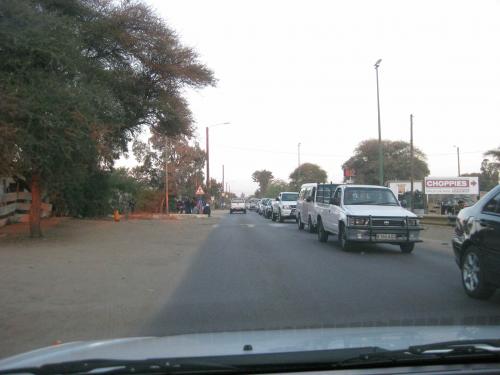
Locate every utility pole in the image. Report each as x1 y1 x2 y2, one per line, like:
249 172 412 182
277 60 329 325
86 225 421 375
222 165 225 194
206 126 210 189
374 59 384 186
410 114 414 212
297 142 301 184
165 137 169 215
457 147 461 177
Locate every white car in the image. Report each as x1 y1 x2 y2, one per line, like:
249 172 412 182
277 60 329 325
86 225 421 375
272 192 298 222
315 185 422 253
297 183 340 232
230 198 246 214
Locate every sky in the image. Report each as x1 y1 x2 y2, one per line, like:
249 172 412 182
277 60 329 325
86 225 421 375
116 0 500 196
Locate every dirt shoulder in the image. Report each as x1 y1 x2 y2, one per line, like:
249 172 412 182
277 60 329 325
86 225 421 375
0 212 222 358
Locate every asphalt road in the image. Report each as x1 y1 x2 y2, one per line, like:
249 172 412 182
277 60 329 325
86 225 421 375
2 212 500 358
142 211 500 337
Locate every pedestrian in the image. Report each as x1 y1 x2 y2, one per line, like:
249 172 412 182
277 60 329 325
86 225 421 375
184 199 191 214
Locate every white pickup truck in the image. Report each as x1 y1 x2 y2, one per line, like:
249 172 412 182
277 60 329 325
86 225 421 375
315 185 422 253
230 198 246 214
272 192 298 222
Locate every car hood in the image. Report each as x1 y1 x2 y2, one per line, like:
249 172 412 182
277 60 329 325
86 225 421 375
2 326 500 370
281 201 297 206
344 205 416 217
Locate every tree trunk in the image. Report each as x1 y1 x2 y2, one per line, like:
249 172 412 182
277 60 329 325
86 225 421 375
29 173 42 238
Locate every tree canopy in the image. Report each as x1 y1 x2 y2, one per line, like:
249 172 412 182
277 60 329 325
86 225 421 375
252 170 274 197
264 179 290 198
342 139 430 185
0 0 214 235
289 163 327 190
132 132 206 199
463 159 499 192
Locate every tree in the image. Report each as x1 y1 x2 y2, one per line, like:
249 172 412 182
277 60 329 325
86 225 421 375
485 147 500 167
342 139 430 185
0 0 214 236
463 159 499 192
289 163 327 190
265 179 290 198
252 170 274 197
133 133 206 200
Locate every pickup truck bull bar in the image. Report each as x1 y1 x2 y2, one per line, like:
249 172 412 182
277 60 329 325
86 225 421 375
346 215 424 243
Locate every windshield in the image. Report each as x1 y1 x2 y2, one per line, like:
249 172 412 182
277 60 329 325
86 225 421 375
2 0 500 368
344 188 399 206
281 193 298 201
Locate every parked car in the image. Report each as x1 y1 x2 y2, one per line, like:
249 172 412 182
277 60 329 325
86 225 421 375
272 192 298 222
264 199 275 219
230 198 246 214
314 185 422 253
247 198 259 211
452 184 500 299
257 199 267 215
297 183 339 232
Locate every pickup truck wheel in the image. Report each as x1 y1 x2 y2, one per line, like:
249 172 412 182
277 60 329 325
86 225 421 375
317 219 328 243
308 216 316 233
278 210 284 223
461 246 495 300
339 224 351 251
400 243 415 253
297 215 304 230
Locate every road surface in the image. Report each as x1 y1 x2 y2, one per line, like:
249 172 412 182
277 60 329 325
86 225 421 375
142 211 500 337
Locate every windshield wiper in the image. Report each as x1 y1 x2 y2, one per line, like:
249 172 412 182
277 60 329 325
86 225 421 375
337 339 500 368
3 342 500 375
0 358 239 375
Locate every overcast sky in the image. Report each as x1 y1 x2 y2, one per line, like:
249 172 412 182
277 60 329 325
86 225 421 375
117 0 500 196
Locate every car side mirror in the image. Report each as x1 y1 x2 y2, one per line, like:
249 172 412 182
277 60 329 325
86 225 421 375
276 197 280 201
329 198 335 205
401 200 407 208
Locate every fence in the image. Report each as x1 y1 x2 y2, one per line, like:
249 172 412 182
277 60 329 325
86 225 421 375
0 192 52 228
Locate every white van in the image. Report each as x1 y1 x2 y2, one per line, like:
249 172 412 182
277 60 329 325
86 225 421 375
297 183 340 232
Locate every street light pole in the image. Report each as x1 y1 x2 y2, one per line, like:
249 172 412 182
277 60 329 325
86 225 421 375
410 114 414 212
205 126 209 189
454 146 461 177
165 136 169 215
205 122 230 190
374 59 384 186
297 142 301 184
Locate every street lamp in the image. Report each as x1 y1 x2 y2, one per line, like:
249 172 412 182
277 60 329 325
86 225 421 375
205 122 230 189
453 145 461 177
374 58 384 186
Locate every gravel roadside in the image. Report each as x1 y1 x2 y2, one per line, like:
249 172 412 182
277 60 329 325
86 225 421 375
0 211 223 358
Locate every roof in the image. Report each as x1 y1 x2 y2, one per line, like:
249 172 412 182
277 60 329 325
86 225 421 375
341 184 390 189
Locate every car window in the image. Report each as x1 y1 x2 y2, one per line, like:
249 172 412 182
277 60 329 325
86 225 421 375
333 188 342 205
281 193 298 201
344 187 399 206
483 192 500 214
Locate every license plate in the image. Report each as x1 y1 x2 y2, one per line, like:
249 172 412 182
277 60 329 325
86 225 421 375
376 233 397 240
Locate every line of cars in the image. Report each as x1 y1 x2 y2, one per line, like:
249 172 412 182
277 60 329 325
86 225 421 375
245 182 500 300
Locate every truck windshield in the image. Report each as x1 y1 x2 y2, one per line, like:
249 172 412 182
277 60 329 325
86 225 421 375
281 193 298 201
344 188 399 206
